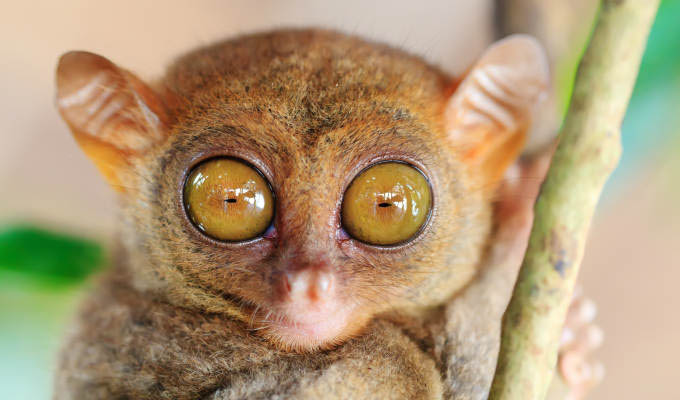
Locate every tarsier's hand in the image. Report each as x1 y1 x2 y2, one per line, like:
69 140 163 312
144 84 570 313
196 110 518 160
441 149 603 400
557 287 604 400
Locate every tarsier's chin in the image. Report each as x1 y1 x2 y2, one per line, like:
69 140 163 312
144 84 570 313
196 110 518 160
56 29 547 352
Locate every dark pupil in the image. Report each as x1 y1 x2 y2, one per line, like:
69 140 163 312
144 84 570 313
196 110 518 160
225 198 237 203
378 202 392 208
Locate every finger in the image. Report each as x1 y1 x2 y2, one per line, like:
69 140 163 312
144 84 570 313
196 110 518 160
562 298 598 347
567 324 604 355
562 359 605 400
559 351 593 388
559 327 605 384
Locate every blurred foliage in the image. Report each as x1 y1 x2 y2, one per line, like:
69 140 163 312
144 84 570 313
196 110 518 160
612 0 680 188
634 0 680 91
0 225 104 285
551 0 680 194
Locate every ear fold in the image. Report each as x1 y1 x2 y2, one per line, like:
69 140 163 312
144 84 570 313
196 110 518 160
445 34 549 185
56 51 169 191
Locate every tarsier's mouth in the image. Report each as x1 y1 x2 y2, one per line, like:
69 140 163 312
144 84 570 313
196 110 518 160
255 303 359 352
250 267 369 351
219 265 367 352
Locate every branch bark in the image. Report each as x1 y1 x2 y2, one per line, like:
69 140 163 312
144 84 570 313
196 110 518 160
488 1 660 399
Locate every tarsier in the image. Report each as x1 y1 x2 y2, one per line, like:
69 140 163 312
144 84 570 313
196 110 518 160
54 29 602 399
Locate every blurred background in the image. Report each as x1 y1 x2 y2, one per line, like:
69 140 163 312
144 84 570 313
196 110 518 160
1 1 678 398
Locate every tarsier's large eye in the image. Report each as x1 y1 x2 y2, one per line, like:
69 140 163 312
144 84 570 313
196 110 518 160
184 158 274 242
342 162 432 246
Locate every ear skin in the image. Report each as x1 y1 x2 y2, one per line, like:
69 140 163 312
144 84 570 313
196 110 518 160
445 34 549 186
55 51 169 190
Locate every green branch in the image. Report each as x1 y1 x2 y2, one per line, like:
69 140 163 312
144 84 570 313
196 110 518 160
489 1 660 399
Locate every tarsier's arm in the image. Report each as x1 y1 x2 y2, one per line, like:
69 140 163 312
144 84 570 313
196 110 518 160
426 35 602 400
436 154 603 400
428 35 602 399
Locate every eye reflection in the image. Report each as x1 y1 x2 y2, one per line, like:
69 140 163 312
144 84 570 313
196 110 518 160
342 162 432 246
184 158 274 242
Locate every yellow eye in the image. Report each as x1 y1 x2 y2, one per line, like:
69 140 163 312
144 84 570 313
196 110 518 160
183 158 274 242
341 162 432 246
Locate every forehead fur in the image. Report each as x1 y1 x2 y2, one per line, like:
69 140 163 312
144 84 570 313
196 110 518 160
163 28 452 137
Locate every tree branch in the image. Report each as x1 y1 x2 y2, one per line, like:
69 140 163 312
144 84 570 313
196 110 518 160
488 1 660 399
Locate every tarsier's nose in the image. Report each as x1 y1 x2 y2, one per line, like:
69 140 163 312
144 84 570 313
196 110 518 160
282 268 336 305
271 263 352 347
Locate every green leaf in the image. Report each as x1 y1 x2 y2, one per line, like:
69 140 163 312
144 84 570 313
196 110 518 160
0 225 105 285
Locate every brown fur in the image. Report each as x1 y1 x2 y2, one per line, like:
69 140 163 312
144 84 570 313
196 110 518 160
54 29 548 399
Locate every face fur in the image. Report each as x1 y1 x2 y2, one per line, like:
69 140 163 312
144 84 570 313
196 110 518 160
56 29 548 351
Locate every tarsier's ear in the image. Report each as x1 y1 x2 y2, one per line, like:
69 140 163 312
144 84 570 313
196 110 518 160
56 51 169 191
445 35 549 186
